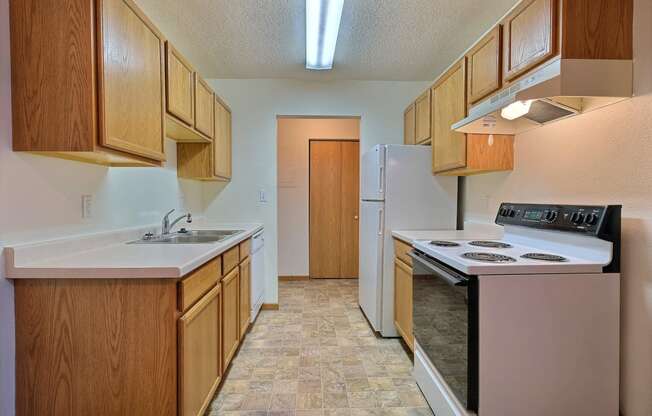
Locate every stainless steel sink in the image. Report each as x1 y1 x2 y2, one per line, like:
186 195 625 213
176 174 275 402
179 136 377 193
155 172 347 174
128 229 244 244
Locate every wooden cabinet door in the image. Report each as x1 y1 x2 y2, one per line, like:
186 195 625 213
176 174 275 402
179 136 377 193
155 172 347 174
404 104 416 145
394 258 413 351
179 284 222 416
214 97 232 179
222 267 240 370
467 26 502 105
194 74 214 138
165 42 194 126
98 0 166 161
239 257 251 337
432 61 467 173
503 0 558 82
309 141 360 279
414 90 432 144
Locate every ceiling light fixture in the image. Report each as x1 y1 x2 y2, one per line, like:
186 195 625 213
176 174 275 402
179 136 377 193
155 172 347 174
501 100 534 120
306 0 344 70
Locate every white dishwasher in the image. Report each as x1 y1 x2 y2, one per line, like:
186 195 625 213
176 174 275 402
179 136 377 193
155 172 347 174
250 230 265 321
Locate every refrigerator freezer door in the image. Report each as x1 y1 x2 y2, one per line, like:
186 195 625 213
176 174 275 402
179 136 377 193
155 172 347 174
358 200 385 331
361 145 385 201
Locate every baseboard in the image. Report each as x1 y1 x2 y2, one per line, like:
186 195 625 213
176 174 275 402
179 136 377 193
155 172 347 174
261 303 279 310
278 275 310 281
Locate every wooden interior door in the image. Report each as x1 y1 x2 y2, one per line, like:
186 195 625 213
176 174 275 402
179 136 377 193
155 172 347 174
309 140 360 279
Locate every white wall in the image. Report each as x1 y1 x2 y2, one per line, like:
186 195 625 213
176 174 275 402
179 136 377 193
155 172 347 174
277 117 360 276
0 0 204 412
463 1 652 414
205 79 429 302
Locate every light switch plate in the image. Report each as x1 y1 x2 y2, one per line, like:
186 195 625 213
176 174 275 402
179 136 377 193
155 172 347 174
81 195 93 219
258 189 267 203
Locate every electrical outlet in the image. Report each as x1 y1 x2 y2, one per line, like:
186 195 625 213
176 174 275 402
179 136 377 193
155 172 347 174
81 195 93 219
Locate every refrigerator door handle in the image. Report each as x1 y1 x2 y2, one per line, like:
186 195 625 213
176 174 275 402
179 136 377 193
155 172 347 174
379 166 384 194
377 208 384 235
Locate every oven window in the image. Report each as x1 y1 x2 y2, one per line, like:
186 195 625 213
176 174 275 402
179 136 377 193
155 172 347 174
413 254 478 410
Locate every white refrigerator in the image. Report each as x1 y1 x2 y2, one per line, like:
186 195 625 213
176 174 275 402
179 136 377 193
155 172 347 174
359 144 458 337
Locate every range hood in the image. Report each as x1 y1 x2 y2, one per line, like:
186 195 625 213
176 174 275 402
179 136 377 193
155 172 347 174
453 58 633 135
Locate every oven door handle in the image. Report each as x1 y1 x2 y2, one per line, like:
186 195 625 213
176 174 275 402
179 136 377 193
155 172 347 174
408 250 468 287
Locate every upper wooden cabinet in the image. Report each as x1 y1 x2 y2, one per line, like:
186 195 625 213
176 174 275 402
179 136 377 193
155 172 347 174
10 0 166 166
214 97 233 180
164 43 213 144
432 61 467 173
432 61 514 176
414 90 432 144
467 26 503 105
194 75 215 139
403 104 416 145
176 95 232 181
165 42 195 126
503 0 558 82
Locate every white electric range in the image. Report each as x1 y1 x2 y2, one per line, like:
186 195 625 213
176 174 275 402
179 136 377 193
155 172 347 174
410 203 621 416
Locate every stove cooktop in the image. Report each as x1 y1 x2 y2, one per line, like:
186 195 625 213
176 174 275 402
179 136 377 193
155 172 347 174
412 238 611 275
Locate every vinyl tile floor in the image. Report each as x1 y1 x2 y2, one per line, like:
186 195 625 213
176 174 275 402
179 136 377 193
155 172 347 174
206 278 433 416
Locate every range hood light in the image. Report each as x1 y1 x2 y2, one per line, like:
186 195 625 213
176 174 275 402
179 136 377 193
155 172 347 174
306 0 344 70
501 100 534 120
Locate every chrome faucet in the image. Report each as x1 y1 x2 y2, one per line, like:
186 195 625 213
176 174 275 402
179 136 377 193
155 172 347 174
162 209 192 235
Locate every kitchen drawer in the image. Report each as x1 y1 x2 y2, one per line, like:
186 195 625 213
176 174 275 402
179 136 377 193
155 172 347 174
394 238 413 267
239 238 252 259
222 245 240 275
178 257 221 312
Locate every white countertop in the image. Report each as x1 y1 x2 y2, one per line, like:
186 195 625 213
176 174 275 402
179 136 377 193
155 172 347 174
392 226 503 245
4 222 263 279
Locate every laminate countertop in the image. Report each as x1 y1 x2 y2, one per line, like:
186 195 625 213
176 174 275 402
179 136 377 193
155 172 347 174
392 228 503 245
4 223 263 279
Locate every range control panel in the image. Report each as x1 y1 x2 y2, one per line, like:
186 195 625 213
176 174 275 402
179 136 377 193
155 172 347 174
495 203 611 235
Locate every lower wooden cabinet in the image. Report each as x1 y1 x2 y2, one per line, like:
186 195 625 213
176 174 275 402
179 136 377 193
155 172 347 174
13 238 258 416
239 256 252 337
222 266 240 370
394 240 414 351
179 284 222 416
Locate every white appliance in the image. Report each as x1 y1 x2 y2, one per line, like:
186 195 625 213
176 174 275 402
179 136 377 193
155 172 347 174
359 144 457 337
250 230 265 321
411 203 621 416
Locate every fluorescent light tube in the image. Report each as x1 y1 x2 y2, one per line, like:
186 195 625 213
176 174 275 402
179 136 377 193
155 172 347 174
306 0 344 70
501 100 534 120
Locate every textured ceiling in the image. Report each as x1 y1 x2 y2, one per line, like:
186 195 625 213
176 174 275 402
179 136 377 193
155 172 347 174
134 0 518 81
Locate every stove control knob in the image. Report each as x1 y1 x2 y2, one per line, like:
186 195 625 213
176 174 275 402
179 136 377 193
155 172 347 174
507 209 516 217
585 213 598 225
549 211 559 222
571 212 585 225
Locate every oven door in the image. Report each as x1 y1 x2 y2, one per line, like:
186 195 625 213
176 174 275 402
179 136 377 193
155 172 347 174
409 249 478 411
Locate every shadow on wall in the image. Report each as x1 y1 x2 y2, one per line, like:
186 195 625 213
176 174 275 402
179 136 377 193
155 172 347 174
203 181 230 212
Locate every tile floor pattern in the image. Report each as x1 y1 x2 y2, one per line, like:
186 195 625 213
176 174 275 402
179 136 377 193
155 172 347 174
207 279 433 416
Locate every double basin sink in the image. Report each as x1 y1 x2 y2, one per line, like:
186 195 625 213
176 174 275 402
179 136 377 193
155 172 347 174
129 229 244 245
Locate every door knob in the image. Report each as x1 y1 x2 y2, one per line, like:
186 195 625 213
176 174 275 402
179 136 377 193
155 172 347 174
354 215 359 220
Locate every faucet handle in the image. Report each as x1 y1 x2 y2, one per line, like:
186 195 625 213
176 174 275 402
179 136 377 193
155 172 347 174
164 209 175 219
186 213 193 223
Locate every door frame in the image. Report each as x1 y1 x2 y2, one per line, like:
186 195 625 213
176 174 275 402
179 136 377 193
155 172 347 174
308 139 360 279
